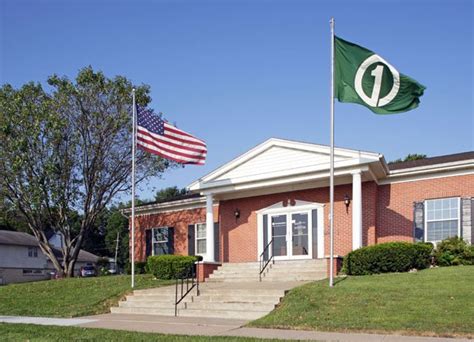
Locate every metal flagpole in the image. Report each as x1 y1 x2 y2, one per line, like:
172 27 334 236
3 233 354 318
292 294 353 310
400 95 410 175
131 88 136 288
329 18 335 288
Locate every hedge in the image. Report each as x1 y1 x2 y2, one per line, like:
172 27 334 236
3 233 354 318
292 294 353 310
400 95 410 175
124 261 147 275
147 255 197 280
434 237 474 266
342 242 433 275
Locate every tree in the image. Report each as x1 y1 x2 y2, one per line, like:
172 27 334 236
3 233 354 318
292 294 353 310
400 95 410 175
0 67 176 276
389 153 427 164
154 186 188 202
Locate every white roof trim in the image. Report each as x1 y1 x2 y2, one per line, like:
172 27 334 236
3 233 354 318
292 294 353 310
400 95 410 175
256 199 325 214
122 196 206 216
380 160 474 185
388 159 474 176
189 138 383 192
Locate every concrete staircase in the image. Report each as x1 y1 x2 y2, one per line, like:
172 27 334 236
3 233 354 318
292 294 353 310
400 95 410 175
208 259 327 282
111 259 327 320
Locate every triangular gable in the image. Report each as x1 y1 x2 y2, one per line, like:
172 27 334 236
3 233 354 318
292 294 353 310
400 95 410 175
189 138 381 191
214 145 347 181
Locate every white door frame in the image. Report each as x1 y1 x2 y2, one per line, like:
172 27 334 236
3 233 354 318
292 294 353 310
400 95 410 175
267 210 312 260
257 200 325 260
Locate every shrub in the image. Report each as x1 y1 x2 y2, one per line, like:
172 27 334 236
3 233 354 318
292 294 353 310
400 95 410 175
342 242 433 275
96 257 110 276
147 255 197 279
124 261 148 275
434 237 473 266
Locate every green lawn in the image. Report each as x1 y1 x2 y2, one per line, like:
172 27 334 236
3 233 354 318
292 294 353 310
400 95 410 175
0 324 274 341
251 266 474 337
0 275 172 318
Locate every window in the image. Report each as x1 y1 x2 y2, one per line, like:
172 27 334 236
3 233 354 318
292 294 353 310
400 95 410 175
28 247 38 258
23 269 44 276
425 197 460 243
195 223 206 255
152 228 169 256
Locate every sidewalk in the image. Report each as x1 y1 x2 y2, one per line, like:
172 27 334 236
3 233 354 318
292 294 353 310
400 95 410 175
0 313 470 342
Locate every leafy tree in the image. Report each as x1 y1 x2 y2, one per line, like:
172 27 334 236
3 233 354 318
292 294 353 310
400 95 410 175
389 153 427 164
154 186 188 202
0 67 176 276
0 196 29 232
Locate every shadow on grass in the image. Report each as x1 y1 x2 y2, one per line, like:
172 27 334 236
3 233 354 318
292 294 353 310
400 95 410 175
333 275 347 286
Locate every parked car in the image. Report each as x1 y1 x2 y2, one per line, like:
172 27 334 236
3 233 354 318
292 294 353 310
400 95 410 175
80 265 97 277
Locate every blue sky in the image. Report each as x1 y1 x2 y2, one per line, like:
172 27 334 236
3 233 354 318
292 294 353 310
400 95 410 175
1 0 472 202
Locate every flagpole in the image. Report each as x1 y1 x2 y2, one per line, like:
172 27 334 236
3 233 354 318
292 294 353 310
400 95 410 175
131 88 136 288
329 17 335 288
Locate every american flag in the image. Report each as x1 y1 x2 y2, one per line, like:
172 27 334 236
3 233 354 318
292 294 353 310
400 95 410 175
136 106 207 165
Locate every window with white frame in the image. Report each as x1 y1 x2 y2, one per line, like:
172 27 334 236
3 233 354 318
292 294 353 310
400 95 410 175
152 227 169 256
28 247 38 258
425 197 460 243
195 223 206 255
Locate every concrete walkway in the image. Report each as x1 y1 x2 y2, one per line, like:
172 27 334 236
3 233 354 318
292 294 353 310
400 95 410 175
0 313 470 342
0 315 96 326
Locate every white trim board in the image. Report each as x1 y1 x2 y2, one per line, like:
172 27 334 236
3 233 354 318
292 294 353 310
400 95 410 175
256 200 325 260
189 138 383 192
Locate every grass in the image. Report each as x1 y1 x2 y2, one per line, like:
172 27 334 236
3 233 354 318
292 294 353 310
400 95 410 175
0 275 172 318
0 323 275 341
250 266 474 338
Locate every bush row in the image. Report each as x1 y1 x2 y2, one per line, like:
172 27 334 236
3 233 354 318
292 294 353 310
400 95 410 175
343 237 474 276
342 242 433 275
125 255 199 279
147 255 198 279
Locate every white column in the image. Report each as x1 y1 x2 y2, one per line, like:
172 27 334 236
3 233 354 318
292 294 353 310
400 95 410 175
205 194 215 262
352 171 363 250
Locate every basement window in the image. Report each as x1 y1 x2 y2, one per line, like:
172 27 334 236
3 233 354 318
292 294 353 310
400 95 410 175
23 269 44 276
425 197 460 243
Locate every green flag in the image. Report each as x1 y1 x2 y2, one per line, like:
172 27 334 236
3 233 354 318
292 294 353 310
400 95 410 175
335 36 425 114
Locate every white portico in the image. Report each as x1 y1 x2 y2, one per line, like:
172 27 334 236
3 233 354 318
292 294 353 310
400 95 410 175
189 138 388 262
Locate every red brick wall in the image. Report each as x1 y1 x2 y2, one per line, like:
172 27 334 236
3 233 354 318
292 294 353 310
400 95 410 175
131 174 474 263
131 206 218 262
219 184 359 262
376 174 474 243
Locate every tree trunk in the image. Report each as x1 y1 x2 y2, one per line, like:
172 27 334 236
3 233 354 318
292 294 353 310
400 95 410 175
65 260 76 277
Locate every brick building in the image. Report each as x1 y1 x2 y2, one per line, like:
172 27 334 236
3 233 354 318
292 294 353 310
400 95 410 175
128 138 473 276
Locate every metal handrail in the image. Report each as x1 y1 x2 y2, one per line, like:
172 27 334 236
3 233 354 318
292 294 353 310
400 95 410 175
174 261 200 316
259 239 274 281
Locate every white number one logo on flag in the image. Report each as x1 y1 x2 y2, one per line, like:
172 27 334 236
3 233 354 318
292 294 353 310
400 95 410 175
354 54 401 107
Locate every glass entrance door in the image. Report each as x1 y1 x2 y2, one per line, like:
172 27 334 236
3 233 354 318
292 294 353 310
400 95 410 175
271 214 287 258
269 211 312 259
291 213 309 257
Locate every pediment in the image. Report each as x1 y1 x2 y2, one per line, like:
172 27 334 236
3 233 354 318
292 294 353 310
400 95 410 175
189 138 382 191
212 145 346 182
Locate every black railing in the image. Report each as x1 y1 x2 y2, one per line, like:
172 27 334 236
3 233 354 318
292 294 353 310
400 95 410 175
174 262 199 316
259 239 274 281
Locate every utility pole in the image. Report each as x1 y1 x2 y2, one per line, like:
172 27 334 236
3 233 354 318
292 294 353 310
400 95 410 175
114 231 120 273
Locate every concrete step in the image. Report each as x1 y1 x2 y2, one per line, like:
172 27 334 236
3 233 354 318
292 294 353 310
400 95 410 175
206 277 263 283
133 287 176 295
119 300 179 308
195 294 282 303
125 295 176 303
178 308 268 320
110 306 176 316
262 275 326 282
184 301 276 312
264 270 327 276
